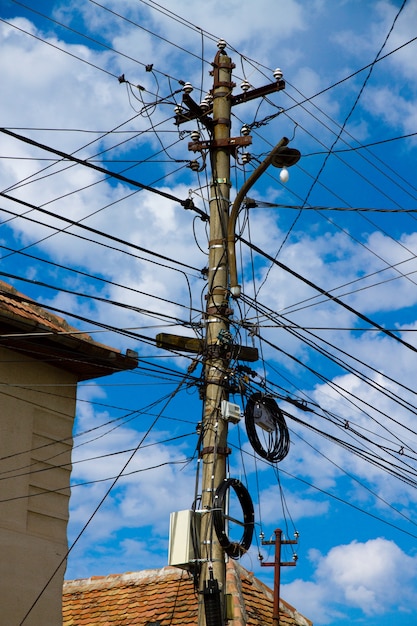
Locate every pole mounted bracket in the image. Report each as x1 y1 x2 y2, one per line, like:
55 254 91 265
231 79 285 106
175 92 214 130
156 333 258 362
211 53 236 76
188 135 252 153
205 305 233 317
200 446 231 457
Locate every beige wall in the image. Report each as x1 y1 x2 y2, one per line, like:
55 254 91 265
0 345 78 625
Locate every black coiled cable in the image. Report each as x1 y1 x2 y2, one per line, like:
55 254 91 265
212 478 255 559
244 392 290 462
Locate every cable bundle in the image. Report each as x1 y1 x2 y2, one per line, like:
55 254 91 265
244 392 290 462
212 478 254 559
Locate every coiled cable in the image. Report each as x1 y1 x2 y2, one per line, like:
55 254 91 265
212 478 254 559
244 392 290 462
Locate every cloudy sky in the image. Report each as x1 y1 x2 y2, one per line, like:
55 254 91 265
1 1 417 625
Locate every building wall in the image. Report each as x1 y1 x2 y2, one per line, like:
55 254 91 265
0 345 78 625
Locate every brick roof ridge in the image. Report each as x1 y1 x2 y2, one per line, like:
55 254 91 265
63 565 187 593
231 561 313 626
235 561 273 600
63 563 313 626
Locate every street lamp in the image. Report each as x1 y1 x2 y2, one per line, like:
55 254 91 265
227 137 300 297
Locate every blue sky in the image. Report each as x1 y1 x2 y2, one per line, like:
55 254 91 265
1 1 417 624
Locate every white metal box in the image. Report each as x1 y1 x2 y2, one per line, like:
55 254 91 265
221 400 241 423
168 509 200 569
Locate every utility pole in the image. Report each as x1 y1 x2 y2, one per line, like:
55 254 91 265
198 43 233 626
261 529 298 626
167 39 299 626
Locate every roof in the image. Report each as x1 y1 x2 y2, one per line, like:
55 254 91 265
0 281 138 380
62 562 312 626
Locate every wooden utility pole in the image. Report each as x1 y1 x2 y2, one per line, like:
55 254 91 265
170 40 293 626
198 43 233 626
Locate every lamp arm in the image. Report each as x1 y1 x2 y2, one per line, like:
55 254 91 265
228 137 289 296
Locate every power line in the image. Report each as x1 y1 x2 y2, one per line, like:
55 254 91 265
90 0 210 71
231 443 417 541
0 15 117 80
0 191 203 273
0 241 194 310
0 128 190 206
240 235 417 355
17 372 190 624
10 0 184 86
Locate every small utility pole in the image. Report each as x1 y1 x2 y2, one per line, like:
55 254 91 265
198 43 233 626
261 529 298 626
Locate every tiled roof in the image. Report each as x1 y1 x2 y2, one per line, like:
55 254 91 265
0 281 138 379
63 563 312 626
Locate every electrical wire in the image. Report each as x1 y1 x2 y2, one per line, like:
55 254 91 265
244 392 290 463
212 478 255 559
18 373 190 624
0 128 191 207
229 442 417 541
0 192 202 275
239 235 417 356
3 2 417 610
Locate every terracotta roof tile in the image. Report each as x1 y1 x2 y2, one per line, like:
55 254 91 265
0 281 137 379
63 564 312 625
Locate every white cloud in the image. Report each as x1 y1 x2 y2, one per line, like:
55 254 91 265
2 5 417 626
282 538 417 624
258 485 329 523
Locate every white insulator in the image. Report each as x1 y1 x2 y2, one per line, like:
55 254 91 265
190 130 200 141
273 67 283 80
217 39 227 50
241 79 251 92
241 152 251 164
174 105 183 115
189 160 200 171
241 124 250 136
200 100 209 111
183 82 193 94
